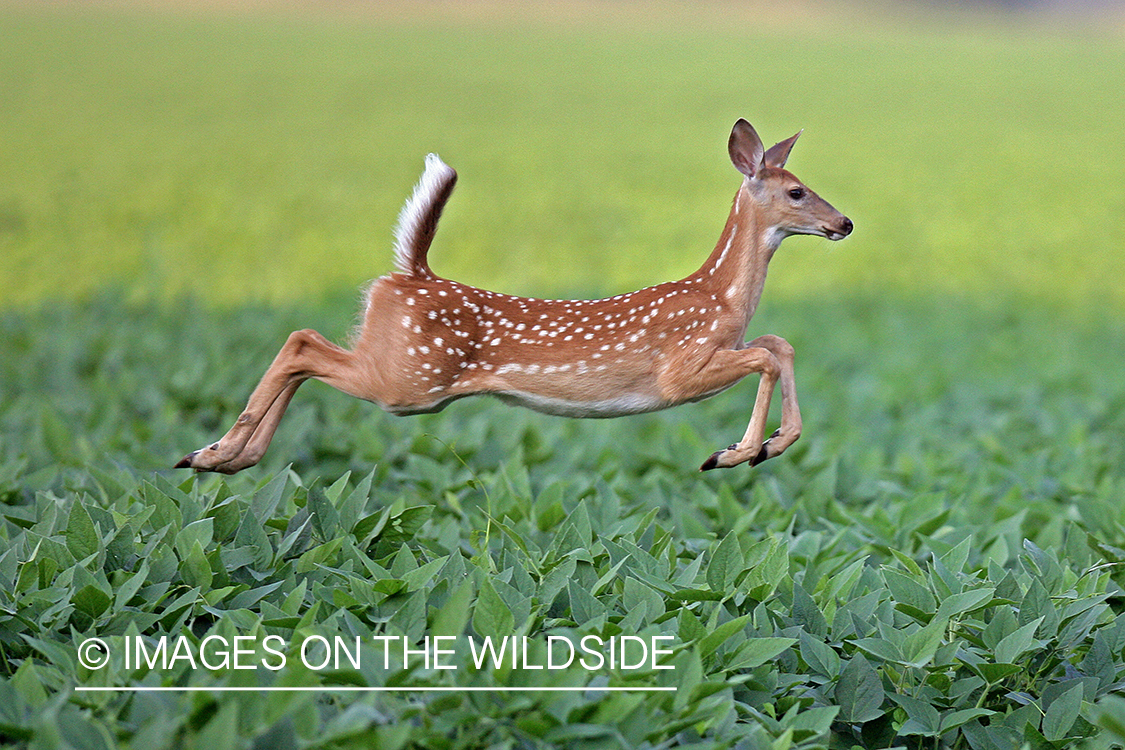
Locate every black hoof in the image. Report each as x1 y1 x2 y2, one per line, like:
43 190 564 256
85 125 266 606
750 445 771 467
700 444 738 472
175 452 197 469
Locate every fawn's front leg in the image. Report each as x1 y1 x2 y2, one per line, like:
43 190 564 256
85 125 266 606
742 334 802 464
696 335 801 471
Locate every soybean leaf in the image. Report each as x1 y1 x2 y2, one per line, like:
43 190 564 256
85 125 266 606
890 693 940 737
799 630 840 679
706 531 742 594
792 583 828 638
181 540 213 590
1042 683 1083 742
940 708 996 735
836 654 884 724
72 584 111 620
994 617 1045 664
250 470 289 524
64 502 99 563
432 578 474 638
723 637 795 671
901 617 948 668
698 614 751 660
883 567 936 618
935 587 995 620
475 579 514 640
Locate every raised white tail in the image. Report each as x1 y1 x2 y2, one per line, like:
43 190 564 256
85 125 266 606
392 153 457 278
177 119 852 474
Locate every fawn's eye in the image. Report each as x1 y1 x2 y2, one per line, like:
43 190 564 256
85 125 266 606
787 187 805 200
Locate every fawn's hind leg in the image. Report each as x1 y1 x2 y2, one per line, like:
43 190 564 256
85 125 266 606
177 329 359 473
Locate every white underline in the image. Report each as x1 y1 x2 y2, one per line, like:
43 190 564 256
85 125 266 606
75 685 676 693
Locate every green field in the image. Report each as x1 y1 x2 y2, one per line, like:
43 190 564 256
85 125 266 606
3 3 1125 748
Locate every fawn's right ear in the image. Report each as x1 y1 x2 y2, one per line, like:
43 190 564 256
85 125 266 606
728 119 765 179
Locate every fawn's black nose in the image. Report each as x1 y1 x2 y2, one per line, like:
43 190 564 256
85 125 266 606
840 217 853 236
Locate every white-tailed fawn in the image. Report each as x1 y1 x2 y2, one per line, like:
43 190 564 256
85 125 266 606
177 119 852 474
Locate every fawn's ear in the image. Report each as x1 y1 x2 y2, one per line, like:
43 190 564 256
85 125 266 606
728 119 765 179
764 131 801 168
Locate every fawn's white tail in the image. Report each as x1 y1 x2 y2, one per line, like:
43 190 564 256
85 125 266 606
392 153 457 278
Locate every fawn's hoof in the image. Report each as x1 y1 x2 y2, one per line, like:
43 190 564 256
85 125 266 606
701 431 782 471
700 444 740 471
754 429 785 466
175 452 199 469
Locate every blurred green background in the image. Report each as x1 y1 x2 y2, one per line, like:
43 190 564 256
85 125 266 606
2 1 1124 315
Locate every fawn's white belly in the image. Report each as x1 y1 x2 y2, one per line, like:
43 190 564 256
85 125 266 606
380 389 665 418
491 389 666 418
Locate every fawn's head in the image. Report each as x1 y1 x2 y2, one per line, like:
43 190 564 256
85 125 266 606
728 118 852 243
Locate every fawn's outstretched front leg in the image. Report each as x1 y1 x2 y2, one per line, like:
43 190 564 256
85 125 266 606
177 329 357 473
699 334 802 471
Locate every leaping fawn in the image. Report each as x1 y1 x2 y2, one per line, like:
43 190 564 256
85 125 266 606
176 119 851 474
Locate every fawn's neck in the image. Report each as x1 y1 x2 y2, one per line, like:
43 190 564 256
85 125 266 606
688 183 780 331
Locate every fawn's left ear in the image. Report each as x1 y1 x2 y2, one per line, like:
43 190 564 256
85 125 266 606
764 131 801 169
728 119 766 179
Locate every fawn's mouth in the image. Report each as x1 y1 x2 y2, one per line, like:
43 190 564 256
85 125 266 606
822 218 853 241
